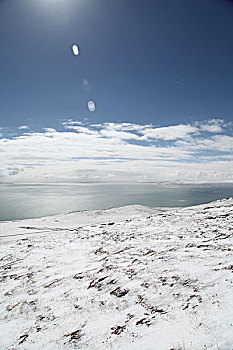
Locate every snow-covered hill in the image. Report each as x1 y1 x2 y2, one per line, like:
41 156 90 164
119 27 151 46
0 199 233 349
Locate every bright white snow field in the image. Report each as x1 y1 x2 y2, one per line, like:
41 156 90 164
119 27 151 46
0 199 233 349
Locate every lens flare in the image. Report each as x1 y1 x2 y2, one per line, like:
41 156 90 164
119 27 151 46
83 78 92 93
72 44 79 56
88 101 96 112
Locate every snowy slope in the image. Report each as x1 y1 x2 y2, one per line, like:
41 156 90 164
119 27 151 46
0 199 233 350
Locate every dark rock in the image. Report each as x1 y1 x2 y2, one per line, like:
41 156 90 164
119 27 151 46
111 325 126 335
110 287 129 297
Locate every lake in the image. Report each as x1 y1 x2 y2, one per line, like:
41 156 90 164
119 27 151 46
0 182 233 221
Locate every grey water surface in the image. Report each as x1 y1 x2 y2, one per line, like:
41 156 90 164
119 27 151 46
0 183 233 221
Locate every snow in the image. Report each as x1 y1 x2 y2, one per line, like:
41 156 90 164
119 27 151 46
0 198 233 349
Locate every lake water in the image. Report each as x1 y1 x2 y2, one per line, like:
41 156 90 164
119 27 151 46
0 183 233 221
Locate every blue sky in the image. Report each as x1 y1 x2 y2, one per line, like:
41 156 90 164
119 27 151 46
0 0 232 183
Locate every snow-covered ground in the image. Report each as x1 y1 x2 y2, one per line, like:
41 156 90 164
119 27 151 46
0 199 233 350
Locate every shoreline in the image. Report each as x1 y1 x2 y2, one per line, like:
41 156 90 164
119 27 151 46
0 196 232 225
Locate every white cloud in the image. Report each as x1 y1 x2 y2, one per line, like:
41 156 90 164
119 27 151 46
201 124 222 133
62 120 84 126
102 122 151 132
64 125 98 135
140 124 198 140
18 125 29 130
7 167 24 176
44 128 56 133
0 119 232 183
212 135 233 151
100 129 140 140
197 119 225 133
176 134 233 152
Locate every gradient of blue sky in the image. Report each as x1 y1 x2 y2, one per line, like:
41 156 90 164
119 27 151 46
0 0 232 183
1 0 233 127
